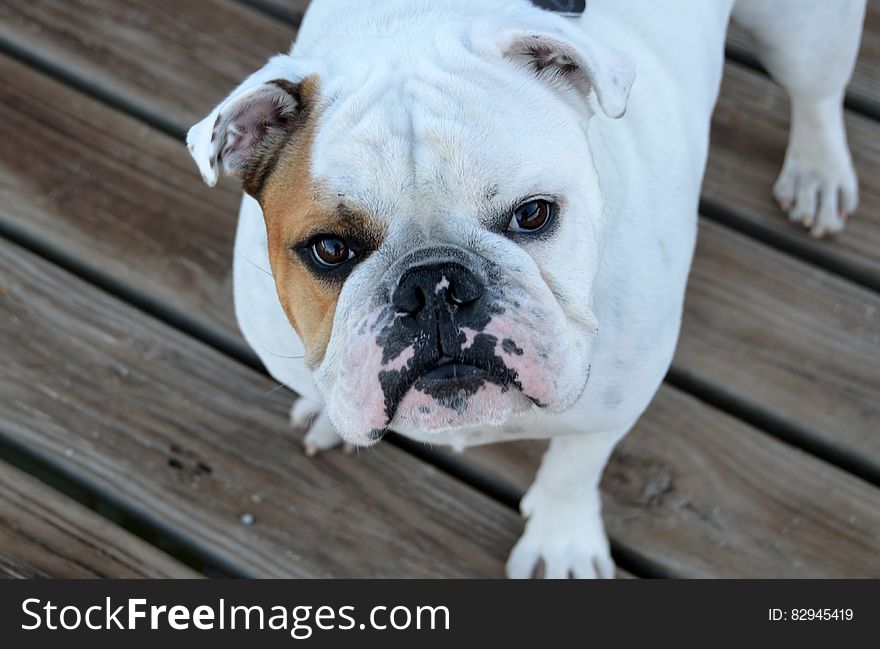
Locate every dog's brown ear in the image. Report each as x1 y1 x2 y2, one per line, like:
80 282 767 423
472 14 635 118
187 54 318 195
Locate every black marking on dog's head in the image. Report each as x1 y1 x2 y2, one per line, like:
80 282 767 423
378 329 524 423
501 338 524 356
369 248 534 428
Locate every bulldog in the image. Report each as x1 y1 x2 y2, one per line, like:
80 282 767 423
187 0 864 577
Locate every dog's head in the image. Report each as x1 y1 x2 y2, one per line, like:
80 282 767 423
188 10 634 444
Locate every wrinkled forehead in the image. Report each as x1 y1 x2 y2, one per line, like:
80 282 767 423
309 61 589 222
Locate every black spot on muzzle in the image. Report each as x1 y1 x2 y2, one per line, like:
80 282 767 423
374 252 526 428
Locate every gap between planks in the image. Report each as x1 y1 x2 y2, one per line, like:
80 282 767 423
0 458 200 578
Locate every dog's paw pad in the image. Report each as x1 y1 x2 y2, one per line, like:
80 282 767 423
505 508 615 579
773 156 857 239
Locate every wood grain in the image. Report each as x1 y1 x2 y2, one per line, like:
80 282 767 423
0 0 296 130
679 220 880 473
852 0 880 111
0 460 199 578
0 237 522 577
0 52 242 343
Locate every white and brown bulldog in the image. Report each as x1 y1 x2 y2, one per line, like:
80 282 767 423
188 0 865 577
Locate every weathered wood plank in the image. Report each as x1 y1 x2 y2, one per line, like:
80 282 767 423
0 0 295 130
0 237 522 577
0 52 242 343
851 0 879 111
1 45 877 479
0 459 199 578
462 385 880 578
728 0 880 114
679 220 880 473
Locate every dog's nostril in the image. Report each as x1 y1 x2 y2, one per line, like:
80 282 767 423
393 261 483 316
392 283 425 315
448 277 482 306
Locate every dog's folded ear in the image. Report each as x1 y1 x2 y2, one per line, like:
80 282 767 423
186 54 320 195
472 14 635 119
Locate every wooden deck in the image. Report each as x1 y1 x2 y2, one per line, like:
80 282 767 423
0 0 877 578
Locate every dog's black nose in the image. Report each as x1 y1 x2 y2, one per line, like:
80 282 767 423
393 262 484 316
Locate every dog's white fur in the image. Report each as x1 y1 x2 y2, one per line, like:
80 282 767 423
189 0 865 578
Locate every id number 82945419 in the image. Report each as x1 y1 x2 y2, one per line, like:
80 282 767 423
768 608 854 622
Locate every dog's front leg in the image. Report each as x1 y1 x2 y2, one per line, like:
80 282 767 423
290 397 361 457
506 429 622 579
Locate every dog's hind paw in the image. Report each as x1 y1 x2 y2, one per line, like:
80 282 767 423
772 101 858 239
773 161 857 238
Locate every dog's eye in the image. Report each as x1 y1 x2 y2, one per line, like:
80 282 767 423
508 200 553 234
311 236 354 267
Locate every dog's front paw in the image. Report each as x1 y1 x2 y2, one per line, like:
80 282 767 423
289 398 353 457
505 495 614 579
773 139 858 238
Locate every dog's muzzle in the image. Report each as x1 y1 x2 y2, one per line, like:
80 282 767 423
373 251 521 425
390 258 500 385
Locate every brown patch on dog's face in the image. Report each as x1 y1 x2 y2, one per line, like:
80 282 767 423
256 77 386 366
